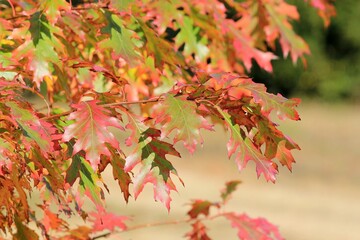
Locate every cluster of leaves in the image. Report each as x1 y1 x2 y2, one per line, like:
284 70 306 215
0 0 334 239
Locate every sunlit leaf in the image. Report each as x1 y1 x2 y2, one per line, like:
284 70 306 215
62 100 123 169
154 94 213 153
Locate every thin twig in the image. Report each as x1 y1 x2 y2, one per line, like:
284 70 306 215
91 218 191 240
90 212 228 240
40 110 73 121
101 97 163 108
40 97 163 121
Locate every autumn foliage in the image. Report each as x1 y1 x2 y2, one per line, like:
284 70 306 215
0 0 334 239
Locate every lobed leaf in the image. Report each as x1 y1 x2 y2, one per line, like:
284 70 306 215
233 77 301 120
224 212 284 240
187 200 217 219
125 128 180 210
175 16 209 62
217 107 278 182
153 94 213 154
62 100 123 169
185 221 212 240
220 180 241 203
90 210 128 233
6 101 57 154
305 0 336 26
264 1 310 63
99 11 142 67
107 146 132 202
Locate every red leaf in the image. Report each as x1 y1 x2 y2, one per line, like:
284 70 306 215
217 108 278 182
90 210 128 233
233 36 277 72
229 76 301 120
224 213 284 240
275 140 296 171
306 0 336 26
264 1 310 63
187 200 217 219
124 112 147 147
42 209 68 232
185 221 212 240
62 100 123 169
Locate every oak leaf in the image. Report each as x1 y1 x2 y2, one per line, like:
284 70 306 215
220 180 241 203
6 101 58 154
62 100 123 169
264 1 310 63
66 155 103 206
90 210 128 232
224 213 283 240
217 108 278 182
186 221 212 240
125 128 180 210
153 94 213 154
99 11 141 67
187 200 217 219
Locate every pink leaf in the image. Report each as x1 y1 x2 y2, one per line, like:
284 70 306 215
90 210 128 232
224 213 284 240
62 100 123 169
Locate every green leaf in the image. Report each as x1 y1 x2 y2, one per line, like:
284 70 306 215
175 16 209 61
99 11 141 67
139 128 180 181
109 0 134 12
65 151 82 186
14 217 39 240
40 0 70 23
78 156 102 205
220 180 241 203
138 19 186 68
154 94 213 153
29 12 51 46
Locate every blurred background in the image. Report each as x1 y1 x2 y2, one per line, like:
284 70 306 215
103 1 360 239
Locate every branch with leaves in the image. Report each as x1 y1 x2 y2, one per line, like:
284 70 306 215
0 0 334 239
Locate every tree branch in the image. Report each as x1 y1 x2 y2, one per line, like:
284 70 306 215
90 212 229 239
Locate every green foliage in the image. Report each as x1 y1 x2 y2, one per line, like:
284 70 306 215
252 0 360 101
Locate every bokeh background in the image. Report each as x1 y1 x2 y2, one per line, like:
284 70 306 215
102 1 360 239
